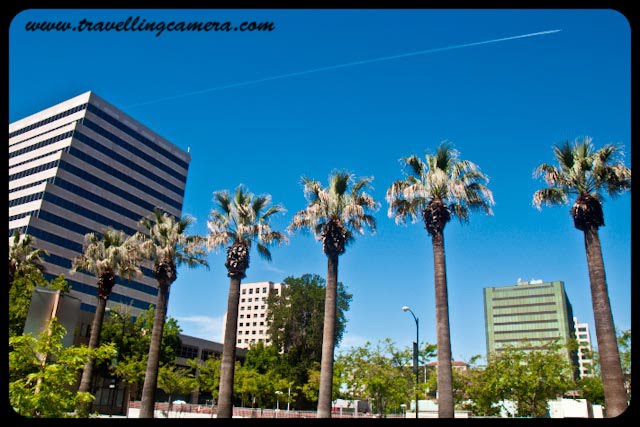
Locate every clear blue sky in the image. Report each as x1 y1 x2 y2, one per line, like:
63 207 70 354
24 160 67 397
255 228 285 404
9 9 631 362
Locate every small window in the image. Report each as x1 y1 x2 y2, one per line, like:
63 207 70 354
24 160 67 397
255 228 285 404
253 322 257 326
252 331 256 335
248 298 252 302
237 339 242 344
239 323 243 327
240 315 244 319
263 287 267 293
254 306 258 310
241 298 245 303
242 289 246 294
249 289 253 294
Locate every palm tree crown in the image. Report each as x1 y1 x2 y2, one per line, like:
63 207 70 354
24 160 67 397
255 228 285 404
386 142 494 233
72 229 142 299
288 171 379 256
9 230 48 285
137 208 209 283
532 137 631 230
207 185 288 278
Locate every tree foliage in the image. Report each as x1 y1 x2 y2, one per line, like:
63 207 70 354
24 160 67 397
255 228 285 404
158 364 197 410
9 319 116 417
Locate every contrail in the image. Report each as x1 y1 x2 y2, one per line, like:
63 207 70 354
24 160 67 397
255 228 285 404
123 29 561 109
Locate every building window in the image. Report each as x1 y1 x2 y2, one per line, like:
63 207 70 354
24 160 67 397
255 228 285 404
248 298 252 302
178 344 199 359
261 305 265 309
237 340 242 344
254 306 258 310
240 314 244 319
241 298 245 303
249 289 253 294
260 322 264 326
240 306 244 311
253 322 257 326
263 287 267 293
252 331 256 335
242 289 246 294
260 313 265 318
239 323 243 327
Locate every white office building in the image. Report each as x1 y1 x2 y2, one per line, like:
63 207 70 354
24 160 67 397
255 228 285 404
573 316 594 378
222 281 287 349
9 91 191 342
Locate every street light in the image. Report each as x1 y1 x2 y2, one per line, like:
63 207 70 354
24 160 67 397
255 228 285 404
402 306 419 419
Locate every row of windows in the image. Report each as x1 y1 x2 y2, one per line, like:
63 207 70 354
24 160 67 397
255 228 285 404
9 145 69 170
9 191 44 208
493 318 558 326
75 129 185 197
241 297 267 303
58 160 158 215
239 313 265 319
9 103 87 138
494 336 559 343
86 104 189 170
492 310 558 318
67 145 182 211
82 119 187 183
239 305 266 311
9 159 59 181
238 330 264 335
493 301 556 310
53 176 147 228
9 130 74 160
493 285 553 293
238 338 267 345
9 177 53 194
43 272 152 311
41 250 157 296
494 327 560 335
492 293 555 301
43 191 138 236
178 344 199 359
9 210 38 223
239 321 265 327
201 349 215 361
242 287 269 295
9 226 27 237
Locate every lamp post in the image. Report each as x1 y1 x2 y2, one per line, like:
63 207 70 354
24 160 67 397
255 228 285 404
402 306 419 419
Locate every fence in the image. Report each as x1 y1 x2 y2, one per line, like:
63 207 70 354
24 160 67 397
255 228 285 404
126 402 405 418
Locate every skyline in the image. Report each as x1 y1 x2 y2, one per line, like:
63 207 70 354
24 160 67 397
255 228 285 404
9 9 631 361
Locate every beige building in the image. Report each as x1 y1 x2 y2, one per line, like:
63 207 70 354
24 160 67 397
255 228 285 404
222 281 287 349
573 316 594 378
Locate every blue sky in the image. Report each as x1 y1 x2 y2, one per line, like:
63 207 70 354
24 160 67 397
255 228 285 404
9 9 631 361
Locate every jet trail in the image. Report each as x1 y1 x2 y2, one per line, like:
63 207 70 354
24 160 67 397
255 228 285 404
124 29 561 109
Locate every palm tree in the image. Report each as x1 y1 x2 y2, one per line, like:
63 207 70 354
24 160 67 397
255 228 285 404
137 209 208 418
289 171 379 418
207 185 287 418
386 143 494 418
533 138 631 417
9 229 47 287
71 228 142 413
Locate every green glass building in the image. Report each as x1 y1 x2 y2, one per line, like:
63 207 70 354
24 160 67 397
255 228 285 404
483 279 577 367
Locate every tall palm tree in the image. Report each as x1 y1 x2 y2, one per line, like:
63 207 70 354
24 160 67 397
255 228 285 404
289 171 379 418
137 209 208 418
207 185 287 418
386 143 494 418
533 137 631 417
71 228 142 413
9 229 47 287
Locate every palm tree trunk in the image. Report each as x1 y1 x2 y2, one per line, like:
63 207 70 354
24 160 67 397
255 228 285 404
217 276 242 418
583 226 627 417
317 254 338 418
76 295 107 416
431 231 454 418
139 281 170 418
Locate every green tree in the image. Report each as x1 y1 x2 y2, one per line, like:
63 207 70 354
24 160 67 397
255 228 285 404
617 329 631 398
9 318 116 417
71 229 143 413
158 365 197 411
206 185 287 418
187 356 221 404
289 171 378 418
533 138 631 417
266 273 352 394
337 339 413 416
136 209 208 418
387 143 494 417
477 343 575 417
576 376 605 406
101 306 182 406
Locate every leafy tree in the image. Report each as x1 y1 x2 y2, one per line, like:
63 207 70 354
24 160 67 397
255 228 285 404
533 138 631 417
187 356 221 404
266 274 352 391
475 343 575 417
387 143 494 417
136 209 208 418
576 376 605 406
206 185 287 418
617 329 631 398
158 365 197 411
101 305 183 405
289 171 378 417
337 339 413 416
9 318 116 417
71 229 143 413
